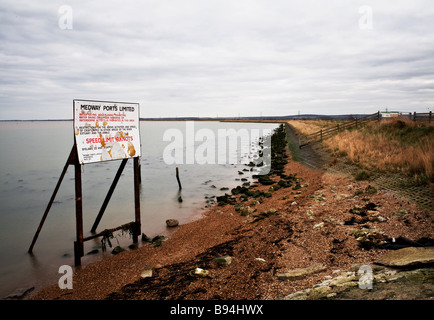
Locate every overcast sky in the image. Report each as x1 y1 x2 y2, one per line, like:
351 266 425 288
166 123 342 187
0 0 433 120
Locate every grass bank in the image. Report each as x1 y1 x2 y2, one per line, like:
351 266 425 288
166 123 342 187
288 119 434 185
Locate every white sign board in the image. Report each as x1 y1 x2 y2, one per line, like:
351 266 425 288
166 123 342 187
73 99 141 164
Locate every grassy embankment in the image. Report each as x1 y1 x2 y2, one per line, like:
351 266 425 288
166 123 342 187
288 118 434 186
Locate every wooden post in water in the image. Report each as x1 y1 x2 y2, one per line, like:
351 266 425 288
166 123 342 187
176 167 182 190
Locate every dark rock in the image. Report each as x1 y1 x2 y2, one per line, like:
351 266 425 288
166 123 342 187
257 175 275 185
141 233 151 242
111 246 126 254
213 255 232 266
152 235 167 247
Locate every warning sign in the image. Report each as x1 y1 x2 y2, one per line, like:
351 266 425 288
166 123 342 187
73 99 141 164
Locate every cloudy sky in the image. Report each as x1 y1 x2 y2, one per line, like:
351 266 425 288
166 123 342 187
0 0 433 120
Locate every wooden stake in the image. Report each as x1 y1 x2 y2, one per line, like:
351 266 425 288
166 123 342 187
176 167 182 190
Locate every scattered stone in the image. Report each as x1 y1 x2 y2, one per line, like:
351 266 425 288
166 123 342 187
216 194 237 206
375 247 434 268
166 219 179 227
239 206 255 216
111 246 126 254
189 268 209 277
313 222 324 230
255 258 266 263
278 264 326 280
213 255 232 266
141 266 153 279
352 228 388 248
152 235 168 247
141 233 151 242
257 175 275 185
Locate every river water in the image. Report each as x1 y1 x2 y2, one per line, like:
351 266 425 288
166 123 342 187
0 120 278 298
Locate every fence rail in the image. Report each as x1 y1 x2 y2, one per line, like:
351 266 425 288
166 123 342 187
299 111 380 148
412 111 432 122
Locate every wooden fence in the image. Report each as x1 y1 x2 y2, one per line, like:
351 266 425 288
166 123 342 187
298 111 380 148
412 111 432 122
297 110 432 148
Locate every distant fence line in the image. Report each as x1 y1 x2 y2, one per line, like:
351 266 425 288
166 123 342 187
298 112 380 148
297 110 432 148
383 111 432 122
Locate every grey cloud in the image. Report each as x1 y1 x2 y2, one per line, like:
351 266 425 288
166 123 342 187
0 0 433 119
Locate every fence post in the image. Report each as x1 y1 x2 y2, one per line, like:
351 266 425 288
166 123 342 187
320 129 323 141
413 112 416 121
429 111 432 123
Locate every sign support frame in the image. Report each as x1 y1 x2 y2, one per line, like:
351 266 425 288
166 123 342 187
29 99 142 266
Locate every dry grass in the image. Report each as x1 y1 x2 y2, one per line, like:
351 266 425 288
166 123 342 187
288 120 348 136
289 119 434 183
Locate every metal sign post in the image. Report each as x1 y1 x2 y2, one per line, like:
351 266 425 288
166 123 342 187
29 100 142 266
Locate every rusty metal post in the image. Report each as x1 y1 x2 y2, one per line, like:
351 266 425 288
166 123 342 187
74 155 84 266
28 146 76 253
91 158 128 233
133 157 141 243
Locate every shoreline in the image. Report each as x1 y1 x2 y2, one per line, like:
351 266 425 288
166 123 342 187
29 125 433 300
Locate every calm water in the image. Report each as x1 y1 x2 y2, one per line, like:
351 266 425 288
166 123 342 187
0 120 278 298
